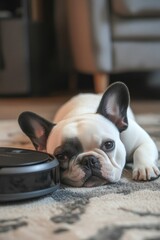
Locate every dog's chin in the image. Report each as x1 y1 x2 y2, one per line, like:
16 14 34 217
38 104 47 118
83 176 108 187
61 175 108 188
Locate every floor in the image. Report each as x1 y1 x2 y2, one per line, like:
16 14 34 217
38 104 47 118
0 95 70 120
0 95 160 120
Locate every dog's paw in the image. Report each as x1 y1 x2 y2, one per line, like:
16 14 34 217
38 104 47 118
132 165 160 181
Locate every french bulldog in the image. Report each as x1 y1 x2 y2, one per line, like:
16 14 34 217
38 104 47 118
18 82 160 187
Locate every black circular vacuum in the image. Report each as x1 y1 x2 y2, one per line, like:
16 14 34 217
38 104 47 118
0 147 60 202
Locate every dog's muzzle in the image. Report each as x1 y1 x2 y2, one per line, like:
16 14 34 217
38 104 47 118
79 154 108 187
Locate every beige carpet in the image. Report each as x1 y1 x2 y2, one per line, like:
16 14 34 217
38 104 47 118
0 114 160 240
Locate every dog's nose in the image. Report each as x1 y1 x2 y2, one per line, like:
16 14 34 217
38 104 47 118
81 155 98 169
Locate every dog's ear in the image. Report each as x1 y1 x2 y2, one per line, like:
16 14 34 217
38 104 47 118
18 111 55 151
97 82 130 132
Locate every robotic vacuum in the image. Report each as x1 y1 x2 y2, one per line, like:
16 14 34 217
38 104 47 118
0 147 60 202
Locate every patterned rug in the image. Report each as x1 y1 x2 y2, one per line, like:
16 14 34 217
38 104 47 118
0 114 160 240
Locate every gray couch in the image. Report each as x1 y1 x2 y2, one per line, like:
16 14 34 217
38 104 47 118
65 0 160 92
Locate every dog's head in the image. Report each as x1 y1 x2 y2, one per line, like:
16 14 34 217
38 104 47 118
18 82 129 187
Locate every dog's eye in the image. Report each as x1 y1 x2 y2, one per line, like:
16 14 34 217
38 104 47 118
56 153 68 161
102 140 115 152
55 153 69 170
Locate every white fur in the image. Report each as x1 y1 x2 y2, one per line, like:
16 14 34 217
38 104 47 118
47 93 159 182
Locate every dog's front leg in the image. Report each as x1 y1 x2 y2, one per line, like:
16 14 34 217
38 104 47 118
132 142 160 181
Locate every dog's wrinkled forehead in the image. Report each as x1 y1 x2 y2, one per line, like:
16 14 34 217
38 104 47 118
47 114 119 154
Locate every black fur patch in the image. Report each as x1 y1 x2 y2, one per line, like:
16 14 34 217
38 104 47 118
54 137 83 160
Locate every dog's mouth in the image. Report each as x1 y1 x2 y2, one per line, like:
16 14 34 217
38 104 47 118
61 170 108 187
83 175 108 187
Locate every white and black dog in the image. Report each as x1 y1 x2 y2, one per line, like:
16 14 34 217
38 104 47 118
18 82 160 187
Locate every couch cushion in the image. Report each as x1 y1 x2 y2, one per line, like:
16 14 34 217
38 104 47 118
112 0 160 17
113 42 160 71
112 17 160 40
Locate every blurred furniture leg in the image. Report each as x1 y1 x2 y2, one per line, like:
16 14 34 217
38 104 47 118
68 73 78 92
94 73 109 93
